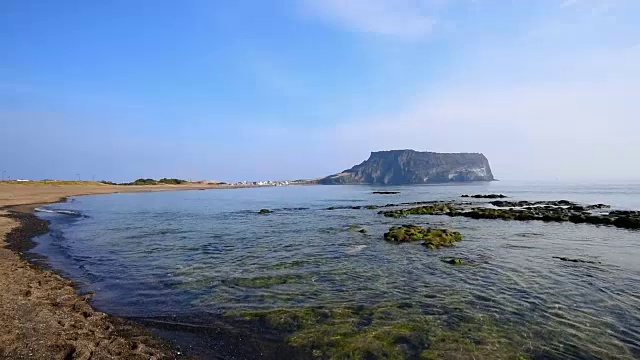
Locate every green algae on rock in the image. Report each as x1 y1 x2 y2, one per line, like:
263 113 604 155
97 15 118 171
421 229 463 249
441 257 464 265
379 200 640 231
259 208 274 214
380 204 456 218
343 225 368 233
383 225 429 242
384 225 463 248
227 304 531 360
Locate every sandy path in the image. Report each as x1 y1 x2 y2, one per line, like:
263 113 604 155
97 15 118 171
0 183 222 359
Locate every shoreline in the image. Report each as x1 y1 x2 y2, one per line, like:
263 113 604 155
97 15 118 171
0 183 244 359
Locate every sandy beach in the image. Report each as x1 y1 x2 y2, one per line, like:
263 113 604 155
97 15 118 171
0 182 223 359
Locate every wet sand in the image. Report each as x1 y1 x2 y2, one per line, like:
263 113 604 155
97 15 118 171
0 182 226 359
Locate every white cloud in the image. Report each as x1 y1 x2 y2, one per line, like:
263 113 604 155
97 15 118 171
295 0 640 180
327 41 640 180
301 0 436 39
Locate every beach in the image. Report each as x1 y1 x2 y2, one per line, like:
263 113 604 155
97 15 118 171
0 182 220 359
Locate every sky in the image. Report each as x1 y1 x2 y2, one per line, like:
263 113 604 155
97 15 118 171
1 0 639 182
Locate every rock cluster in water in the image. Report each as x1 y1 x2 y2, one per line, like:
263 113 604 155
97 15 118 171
461 194 507 199
379 199 640 230
372 191 400 194
380 204 455 218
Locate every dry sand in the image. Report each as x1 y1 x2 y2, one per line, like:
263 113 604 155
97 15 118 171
0 182 225 359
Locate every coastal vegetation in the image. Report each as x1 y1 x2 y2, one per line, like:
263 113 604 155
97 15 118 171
128 178 189 185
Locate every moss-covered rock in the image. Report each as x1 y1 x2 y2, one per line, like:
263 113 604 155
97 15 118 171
384 225 462 248
381 200 640 231
381 204 456 218
441 257 464 265
259 208 274 214
227 304 531 360
421 229 463 249
383 225 428 242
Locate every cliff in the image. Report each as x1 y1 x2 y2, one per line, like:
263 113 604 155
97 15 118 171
320 150 494 185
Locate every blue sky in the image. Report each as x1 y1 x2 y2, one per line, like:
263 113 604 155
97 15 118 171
1 0 639 182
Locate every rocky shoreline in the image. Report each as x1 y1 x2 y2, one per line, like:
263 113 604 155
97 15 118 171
0 203 181 359
0 183 223 359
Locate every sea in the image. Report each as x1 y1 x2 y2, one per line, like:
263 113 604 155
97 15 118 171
31 181 640 359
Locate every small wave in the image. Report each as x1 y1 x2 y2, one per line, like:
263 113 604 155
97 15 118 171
34 207 86 217
514 232 544 238
346 245 367 255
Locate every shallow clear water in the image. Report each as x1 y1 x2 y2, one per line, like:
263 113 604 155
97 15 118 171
33 181 640 359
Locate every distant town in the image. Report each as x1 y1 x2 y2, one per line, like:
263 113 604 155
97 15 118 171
0 177 316 187
188 179 314 187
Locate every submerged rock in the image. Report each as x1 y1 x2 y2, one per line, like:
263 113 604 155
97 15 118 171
227 303 530 360
343 225 369 233
372 191 400 194
553 256 601 264
258 209 273 214
441 257 464 265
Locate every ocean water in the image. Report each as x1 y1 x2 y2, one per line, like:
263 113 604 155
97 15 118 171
32 181 640 359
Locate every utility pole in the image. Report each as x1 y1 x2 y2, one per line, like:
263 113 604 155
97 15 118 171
1 170 5 182
77 173 81 181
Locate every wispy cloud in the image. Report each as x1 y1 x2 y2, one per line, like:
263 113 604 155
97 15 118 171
320 0 640 180
560 0 581 8
330 47 640 180
301 0 437 39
